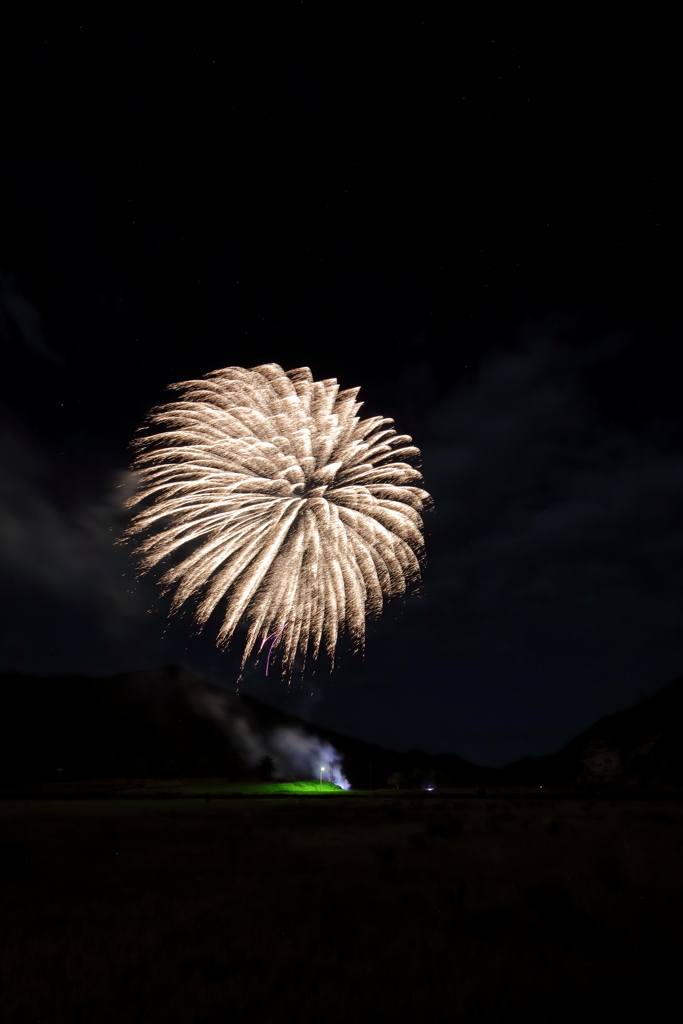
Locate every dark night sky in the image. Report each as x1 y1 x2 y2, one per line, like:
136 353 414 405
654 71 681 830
1 8 682 765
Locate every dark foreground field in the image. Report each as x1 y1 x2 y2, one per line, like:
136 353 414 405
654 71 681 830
2 790 683 1023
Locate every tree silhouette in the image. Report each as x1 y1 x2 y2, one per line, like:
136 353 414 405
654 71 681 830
254 755 276 781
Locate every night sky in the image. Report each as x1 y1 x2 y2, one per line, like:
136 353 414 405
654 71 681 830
1 10 681 766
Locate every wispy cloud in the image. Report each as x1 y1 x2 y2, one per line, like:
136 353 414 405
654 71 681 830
0 413 164 675
0 271 65 365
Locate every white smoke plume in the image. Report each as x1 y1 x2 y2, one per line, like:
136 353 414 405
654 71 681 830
188 688 350 788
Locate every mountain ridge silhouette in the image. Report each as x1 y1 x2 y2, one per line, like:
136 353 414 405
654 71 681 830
1 666 682 787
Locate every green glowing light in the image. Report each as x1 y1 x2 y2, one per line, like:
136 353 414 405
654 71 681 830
174 781 345 796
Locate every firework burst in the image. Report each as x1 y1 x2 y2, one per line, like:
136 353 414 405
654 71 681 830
122 364 432 677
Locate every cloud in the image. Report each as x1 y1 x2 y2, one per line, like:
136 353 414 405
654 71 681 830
0 271 65 365
0 412 165 675
419 319 683 653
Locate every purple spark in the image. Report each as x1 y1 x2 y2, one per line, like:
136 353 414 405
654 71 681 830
259 622 290 676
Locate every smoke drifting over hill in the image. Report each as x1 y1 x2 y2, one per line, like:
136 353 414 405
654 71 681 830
188 686 350 788
1 665 682 792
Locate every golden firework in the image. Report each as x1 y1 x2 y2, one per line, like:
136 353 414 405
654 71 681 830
123 364 432 677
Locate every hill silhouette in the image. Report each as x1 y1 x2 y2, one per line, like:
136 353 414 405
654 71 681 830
493 673 683 787
1 666 682 788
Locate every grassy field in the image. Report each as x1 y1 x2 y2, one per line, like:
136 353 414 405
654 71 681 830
2 789 682 1023
0 778 349 798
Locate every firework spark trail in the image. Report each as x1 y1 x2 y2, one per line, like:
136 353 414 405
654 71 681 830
122 363 432 677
